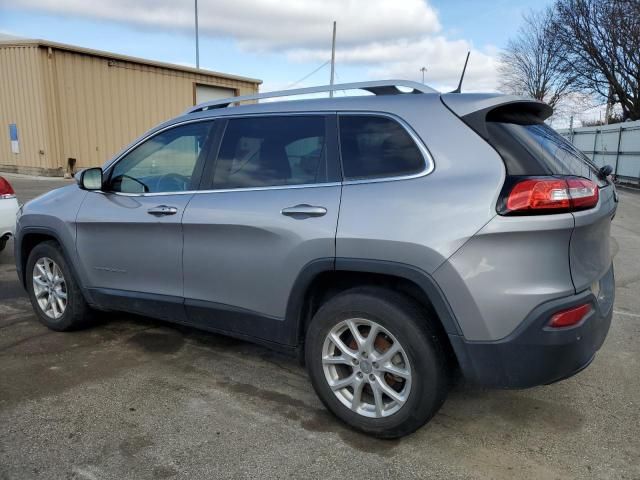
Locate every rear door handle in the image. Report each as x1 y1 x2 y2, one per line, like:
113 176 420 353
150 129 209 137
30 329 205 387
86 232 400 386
147 205 178 216
281 204 327 218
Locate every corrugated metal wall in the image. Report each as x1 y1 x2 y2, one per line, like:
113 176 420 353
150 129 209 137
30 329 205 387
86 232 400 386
0 45 57 175
0 44 259 175
558 120 640 186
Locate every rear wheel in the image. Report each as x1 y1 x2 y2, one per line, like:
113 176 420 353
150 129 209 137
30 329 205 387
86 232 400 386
26 241 92 331
305 287 449 438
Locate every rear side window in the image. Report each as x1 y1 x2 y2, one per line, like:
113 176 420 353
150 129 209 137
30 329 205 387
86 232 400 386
339 115 425 180
492 122 599 181
212 116 331 189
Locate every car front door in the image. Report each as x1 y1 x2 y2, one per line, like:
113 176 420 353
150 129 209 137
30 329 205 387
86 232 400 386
75 119 216 320
182 114 341 345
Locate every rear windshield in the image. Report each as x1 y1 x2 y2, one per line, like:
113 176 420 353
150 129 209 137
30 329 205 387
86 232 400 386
463 103 603 182
496 122 599 180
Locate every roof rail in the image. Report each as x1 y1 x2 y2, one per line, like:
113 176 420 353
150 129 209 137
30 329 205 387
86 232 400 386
185 79 437 114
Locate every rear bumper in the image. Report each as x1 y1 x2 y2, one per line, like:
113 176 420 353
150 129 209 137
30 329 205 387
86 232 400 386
0 197 19 237
449 264 614 388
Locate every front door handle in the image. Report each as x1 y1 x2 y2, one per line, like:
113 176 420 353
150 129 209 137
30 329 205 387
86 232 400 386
281 204 327 218
147 205 178 216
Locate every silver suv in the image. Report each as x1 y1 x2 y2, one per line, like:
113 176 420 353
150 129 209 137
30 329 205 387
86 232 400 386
15 81 616 438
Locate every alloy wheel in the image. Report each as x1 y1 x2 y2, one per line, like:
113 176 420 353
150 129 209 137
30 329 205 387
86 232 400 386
32 257 68 320
321 318 412 418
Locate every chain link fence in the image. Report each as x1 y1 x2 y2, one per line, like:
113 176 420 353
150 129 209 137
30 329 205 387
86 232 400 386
558 119 640 187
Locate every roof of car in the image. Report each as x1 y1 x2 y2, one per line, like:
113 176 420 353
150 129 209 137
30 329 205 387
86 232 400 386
178 81 543 124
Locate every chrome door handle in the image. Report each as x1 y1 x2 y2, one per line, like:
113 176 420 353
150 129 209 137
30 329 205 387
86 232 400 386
147 205 178 216
281 204 327 218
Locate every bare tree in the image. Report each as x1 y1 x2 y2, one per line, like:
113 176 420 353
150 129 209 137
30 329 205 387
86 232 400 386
553 0 640 120
498 8 575 108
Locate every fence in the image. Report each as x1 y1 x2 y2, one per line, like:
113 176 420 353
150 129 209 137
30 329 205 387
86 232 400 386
558 119 640 186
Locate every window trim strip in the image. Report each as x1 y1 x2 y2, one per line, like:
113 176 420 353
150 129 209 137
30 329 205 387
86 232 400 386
107 181 343 197
101 111 435 198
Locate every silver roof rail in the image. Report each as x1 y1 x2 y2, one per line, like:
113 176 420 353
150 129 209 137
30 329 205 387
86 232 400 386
185 79 437 114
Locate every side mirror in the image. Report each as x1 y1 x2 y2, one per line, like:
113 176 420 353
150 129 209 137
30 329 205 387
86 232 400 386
77 167 103 191
598 164 613 179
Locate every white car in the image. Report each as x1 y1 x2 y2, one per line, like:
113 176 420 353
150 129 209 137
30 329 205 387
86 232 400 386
0 176 19 252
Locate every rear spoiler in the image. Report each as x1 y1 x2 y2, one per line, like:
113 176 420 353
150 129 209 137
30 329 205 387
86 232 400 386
441 93 552 118
441 93 553 141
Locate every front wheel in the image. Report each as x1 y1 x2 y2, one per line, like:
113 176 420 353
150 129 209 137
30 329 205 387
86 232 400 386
305 287 450 438
26 240 92 331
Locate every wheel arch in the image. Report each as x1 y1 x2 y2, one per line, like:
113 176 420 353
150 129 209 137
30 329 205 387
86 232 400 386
17 227 94 305
286 258 463 354
17 227 62 288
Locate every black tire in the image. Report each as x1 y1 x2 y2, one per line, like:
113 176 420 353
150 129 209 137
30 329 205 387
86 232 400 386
26 240 92 331
305 286 449 438
0 234 8 253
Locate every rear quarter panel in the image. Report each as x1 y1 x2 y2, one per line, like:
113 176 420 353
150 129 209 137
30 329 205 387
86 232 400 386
434 213 576 340
336 95 505 275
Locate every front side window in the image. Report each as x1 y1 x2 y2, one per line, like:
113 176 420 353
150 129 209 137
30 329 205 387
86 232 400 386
339 115 425 180
212 116 329 189
109 121 213 193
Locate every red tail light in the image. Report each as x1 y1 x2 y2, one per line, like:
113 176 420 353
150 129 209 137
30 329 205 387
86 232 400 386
548 303 592 328
500 176 598 215
566 177 599 209
0 176 15 199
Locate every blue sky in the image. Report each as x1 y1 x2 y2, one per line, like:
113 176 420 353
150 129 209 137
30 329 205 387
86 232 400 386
0 0 553 92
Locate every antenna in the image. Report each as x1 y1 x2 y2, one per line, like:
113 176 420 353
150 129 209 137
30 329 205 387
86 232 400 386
329 21 336 98
450 51 470 93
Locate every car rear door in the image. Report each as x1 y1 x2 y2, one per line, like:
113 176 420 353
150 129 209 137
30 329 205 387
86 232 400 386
181 114 341 345
75 120 216 320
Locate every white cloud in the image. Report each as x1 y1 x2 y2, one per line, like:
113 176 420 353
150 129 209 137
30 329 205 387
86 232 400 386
289 37 500 91
0 30 25 40
3 0 499 90
6 0 440 48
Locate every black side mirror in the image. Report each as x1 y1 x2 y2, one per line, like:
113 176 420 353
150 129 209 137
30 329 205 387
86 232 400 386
77 168 103 191
598 165 613 179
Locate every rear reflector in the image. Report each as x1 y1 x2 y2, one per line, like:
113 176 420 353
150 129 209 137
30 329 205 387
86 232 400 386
548 303 592 328
0 176 15 199
500 176 598 215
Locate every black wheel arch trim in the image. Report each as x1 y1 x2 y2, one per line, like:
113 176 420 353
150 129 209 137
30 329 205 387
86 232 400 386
333 258 463 335
285 257 336 345
286 257 463 348
16 226 96 305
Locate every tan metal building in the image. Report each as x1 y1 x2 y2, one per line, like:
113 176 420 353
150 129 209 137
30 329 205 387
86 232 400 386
0 39 261 176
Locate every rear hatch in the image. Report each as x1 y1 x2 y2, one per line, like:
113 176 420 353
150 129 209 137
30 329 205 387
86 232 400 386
442 93 618 296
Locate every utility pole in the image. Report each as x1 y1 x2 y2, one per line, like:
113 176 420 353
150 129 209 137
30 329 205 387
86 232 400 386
420 66 427 84
195 0 200 69
329 21 336 98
